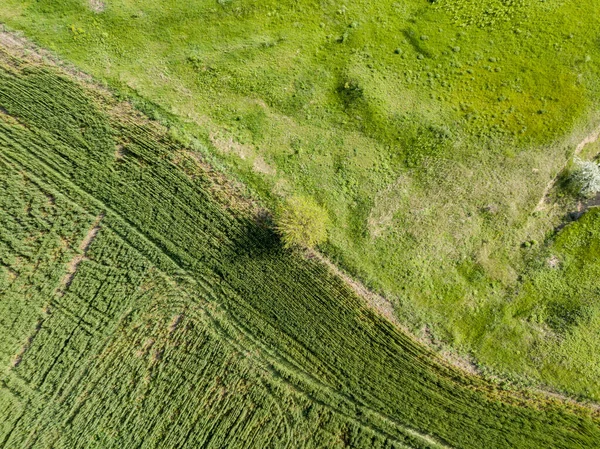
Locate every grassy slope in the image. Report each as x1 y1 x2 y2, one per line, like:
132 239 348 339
0 47 600 448
2 0 600 398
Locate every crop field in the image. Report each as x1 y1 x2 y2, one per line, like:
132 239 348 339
1 0 600 400
0 44 599 448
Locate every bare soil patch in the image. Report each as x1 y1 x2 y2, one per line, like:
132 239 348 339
253 155 276 175
89 0 106 13
169 313 184 334
546 255 560 269
209 131 252 160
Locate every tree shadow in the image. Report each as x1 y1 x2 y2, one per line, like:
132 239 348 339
226 210 283 260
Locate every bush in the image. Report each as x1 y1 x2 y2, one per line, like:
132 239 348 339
571 157 600 197
275 196 329 249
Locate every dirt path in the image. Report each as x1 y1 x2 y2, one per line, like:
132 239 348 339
310 249 481 378
534 124 600 212
311 248 600 415
310 251 400 326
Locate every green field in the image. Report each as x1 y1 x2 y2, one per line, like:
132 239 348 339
1 0 600 399
1 44 600 448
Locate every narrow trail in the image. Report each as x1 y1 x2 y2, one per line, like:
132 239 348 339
309 251 400 327
57 213 104 296
311 249 482 374
535 124 600 212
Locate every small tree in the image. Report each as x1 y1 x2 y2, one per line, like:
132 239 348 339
276 196 329 249
571 157 600 197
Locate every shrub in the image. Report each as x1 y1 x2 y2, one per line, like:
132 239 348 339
338 79 364 106
275 196 329 249
571 157 600 197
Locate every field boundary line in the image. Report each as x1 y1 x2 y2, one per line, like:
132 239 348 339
309 249 600 415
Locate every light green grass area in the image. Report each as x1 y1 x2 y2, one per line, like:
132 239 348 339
500 207 600 400
2 0 600 399
3 48 600 448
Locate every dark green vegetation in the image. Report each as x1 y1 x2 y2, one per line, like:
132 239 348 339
2 0 600 398
1 46 600 448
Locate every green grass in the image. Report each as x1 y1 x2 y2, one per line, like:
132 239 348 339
2 0 600 400
0 46 600 448
498 207 600 400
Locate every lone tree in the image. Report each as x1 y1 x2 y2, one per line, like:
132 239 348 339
275 195 329 249
571 157 600 197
